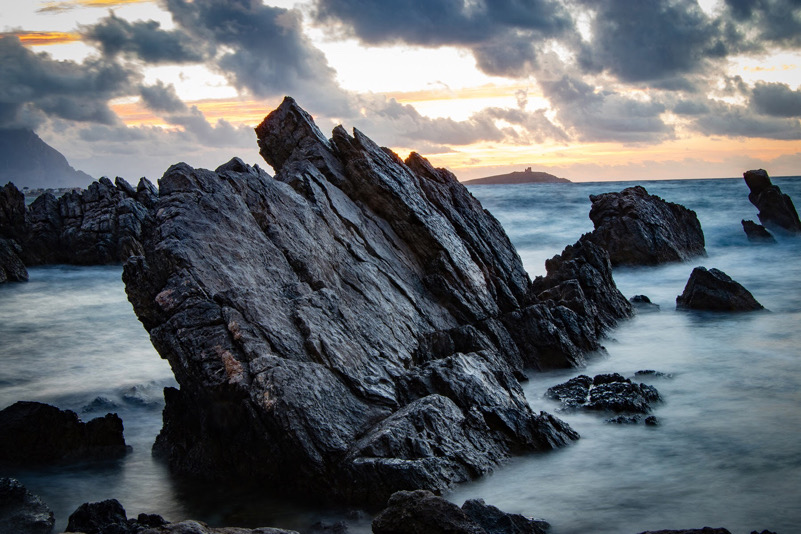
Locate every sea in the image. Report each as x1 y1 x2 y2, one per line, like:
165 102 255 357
1 177 799 534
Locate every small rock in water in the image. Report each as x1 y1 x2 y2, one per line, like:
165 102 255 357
546 373 661 415
634 370 673 380
741 220 776 243
676 267 764 312
82 396 120 413
630 295 660 312
0 477 55 534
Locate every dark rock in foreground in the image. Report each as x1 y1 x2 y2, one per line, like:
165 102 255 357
0 237 28 282
141 522 299 533
586 186 705 266
741 220 776 243
0 477 55 534
743 169 801 234
676 267 764 312
66 498 168 534
372 490 548 534
0 401 129 465
546 373 661 414
123 97 634 504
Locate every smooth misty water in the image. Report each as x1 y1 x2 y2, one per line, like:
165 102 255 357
1 177 799 533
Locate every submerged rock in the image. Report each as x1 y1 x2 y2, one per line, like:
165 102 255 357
743 169 801 234
741 220 776 243
0 477 55 534
676 267 764 312
0 401 129 465
546 373 660 414
123 98 634 504
586 186 705 266
630 295 660 312
372 490 547 534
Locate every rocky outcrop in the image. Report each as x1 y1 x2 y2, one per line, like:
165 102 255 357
372 490 548 534
0 478 55 534
585 186 705 266
0 237 27 282
0 401 129 465
741 220 776 243
743 169 801 234
66 499 168 534
0 177 156 271
546 373 661 415
140 522 298 534
123 97 632 505
676 267 764 311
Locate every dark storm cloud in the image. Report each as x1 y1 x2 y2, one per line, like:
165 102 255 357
139 81 188 113
164 0 351 114
81 12 206 64
0 35 138 128
751 82 801 118
723 0 801 48
692 99 801 140
575 0 730 87
540 74 672 143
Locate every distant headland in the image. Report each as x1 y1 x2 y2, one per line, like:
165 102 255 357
464 167 571 185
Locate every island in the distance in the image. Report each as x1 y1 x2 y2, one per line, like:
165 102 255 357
464 167 571 185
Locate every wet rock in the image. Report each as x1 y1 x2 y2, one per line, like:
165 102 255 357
141 521 298 533
630 295 660 312
0 477 55 534
0 401 129 465
547 374 660 414
66 499 168 534
633 370 673 379
743 169 801 234
122 98 635 505
373 490 547 534
637 529 732 534
0 182 27 239
741 220 776 243
586 186 705 266
676 267 764 312
0 237 28 283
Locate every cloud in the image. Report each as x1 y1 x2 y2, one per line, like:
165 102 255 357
693 99 801 140
751 82 801 117
0 36 139 129
139 81 188 113
723 0 801 48
164 0 352 114
81 12 206 63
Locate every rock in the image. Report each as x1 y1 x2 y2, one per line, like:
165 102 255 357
743 169 801 234
0 237 28 283
546 373 660 414
633 370 673 379
0 401 129 465
585 186 705 265
741 220 776 243
461 498 549 534
140 521 298 533
122 97 636 505
637 529 732 534
0 477 55 534
66 499 168 534
0 178 155 268
676 267 764 311
370 490 481 534
630 295 660 312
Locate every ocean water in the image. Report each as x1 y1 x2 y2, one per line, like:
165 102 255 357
1 177 800 533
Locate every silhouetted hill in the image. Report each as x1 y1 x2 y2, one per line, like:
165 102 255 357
0 129 93 189
465 167 570 185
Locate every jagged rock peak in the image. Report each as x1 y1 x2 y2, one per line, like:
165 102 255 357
122 98 640 505
743 169 801 234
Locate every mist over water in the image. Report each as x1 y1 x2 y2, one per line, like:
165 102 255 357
1 177 799 533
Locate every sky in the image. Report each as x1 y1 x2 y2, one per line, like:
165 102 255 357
1 0 801 184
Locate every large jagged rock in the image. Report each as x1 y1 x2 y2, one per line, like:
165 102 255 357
586 186 705 266
0 401 129 465
676 267 764 312
65 499 168 534
743 169 801 234
0 478 55 534
123 97 631 505
0 177 156 268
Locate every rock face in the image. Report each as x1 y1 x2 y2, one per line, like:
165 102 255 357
0 177 156 274
586 186 706 266
372 490 548 534
546 373 661 414
676 267 764 312
741 219 776 243
123 97 632 504
0 237 28 282
0 401 129 465
743 169 801 234
0 478 55 534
